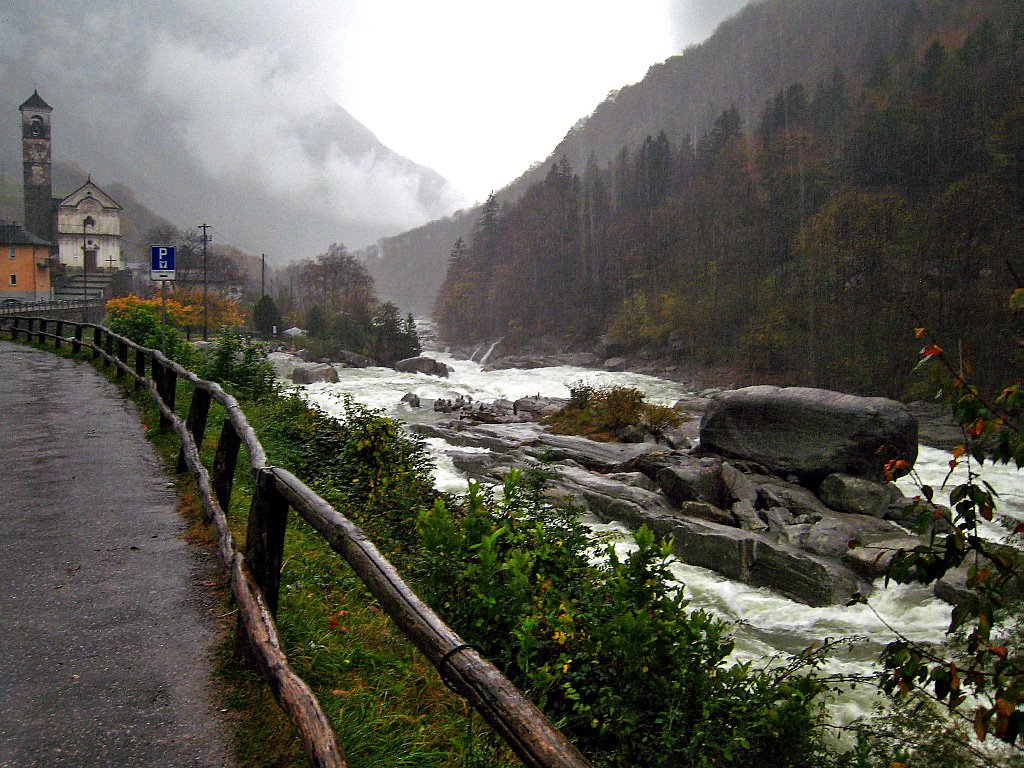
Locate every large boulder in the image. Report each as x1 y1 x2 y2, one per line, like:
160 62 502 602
699 386 918 483
513 396 567 418
266 351 300 379
395 356 451 378
655 456 728 508
337 349 377 368
291 362 339 385
522 431 665 471
750 474 833 520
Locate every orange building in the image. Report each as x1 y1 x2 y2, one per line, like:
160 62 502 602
0 223 53 304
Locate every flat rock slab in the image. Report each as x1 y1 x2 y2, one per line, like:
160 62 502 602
0 341 234 768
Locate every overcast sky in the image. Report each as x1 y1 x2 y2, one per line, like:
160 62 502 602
330 0 749 202
1 0 750 252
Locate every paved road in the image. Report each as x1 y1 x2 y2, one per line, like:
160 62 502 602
0 340 235 767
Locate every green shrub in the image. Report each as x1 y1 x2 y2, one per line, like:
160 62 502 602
546 381 682 440
105 298 191 363
195 332 278 402
248 394 436 558
417 470 835 767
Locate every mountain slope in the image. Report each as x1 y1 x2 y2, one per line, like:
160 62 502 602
430 0 1023 397
362 0 997 313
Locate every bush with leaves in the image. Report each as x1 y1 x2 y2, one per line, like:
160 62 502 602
104 295 191 363
194 332 278 402
418 469 839 768
862 322 1024 754
845 693 1010 768
248 394 436 557
545 381 682 441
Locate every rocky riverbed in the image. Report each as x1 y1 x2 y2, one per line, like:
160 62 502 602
408 385 960 608
268 346 966 608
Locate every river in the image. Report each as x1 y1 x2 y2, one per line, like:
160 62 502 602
295 350 1024 725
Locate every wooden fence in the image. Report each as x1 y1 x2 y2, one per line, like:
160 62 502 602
1 316 591 768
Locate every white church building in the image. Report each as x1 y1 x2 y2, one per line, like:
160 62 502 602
56 178 123 271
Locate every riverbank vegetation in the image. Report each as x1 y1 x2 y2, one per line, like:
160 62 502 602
100 305 844 765
434 8 1023 399
18 307 1021 765
88 311 507 766
299 300 422 366
271 243 423 365
544 381 682 442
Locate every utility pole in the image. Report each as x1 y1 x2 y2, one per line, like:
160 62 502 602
198 223 210 340
261 253 266 297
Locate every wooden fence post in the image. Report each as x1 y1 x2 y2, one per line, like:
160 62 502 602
92 326 101 360
177 388 212 473
153 358 177 432
236 467 290 659
11 317 20 341
163 368 177 426
72 324 83 354
212 419 241 515
104 331 114 367
116 339 128 379
25 318 34 343
243 468 289 617
36 319 46 345
134 347 146 390
54 320 63 350
152 358 167 429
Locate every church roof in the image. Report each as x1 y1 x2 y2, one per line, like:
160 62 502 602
19 90 52 112
0 222 52 247
58 178 123 211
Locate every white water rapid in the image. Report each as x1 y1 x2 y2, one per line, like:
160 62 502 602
296 350 1023 726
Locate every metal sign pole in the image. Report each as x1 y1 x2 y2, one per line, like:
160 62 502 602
161 280 167 357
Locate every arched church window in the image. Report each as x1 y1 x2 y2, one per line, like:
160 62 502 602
29 116 44 137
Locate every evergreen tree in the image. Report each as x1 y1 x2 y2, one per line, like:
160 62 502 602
448 237 466 270
306 304 329 339
252 295 282 338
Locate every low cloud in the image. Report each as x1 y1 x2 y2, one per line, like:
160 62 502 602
0 1 464 258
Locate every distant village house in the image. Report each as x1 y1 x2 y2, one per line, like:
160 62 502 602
0 223 52 302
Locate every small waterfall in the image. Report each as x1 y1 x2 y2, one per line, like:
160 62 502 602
469 343 484 362
479 337 504 365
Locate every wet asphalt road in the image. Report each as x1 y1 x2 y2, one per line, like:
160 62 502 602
0 340 235 767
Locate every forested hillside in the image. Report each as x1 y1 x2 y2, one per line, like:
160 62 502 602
355 209 477 315
435 3 1023 397
365 0 999 318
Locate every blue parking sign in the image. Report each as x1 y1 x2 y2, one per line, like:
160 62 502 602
150 245 176 281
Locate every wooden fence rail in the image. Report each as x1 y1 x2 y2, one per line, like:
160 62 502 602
0 317 592 768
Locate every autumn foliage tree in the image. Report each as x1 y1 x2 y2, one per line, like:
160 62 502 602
105 290 244 344
285 243 375 316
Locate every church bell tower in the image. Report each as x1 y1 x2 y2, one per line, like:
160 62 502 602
20 90 54 244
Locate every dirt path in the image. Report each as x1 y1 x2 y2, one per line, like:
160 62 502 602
0 340 235 767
